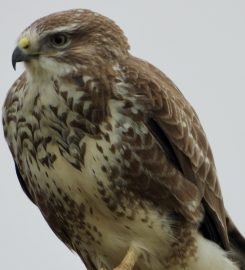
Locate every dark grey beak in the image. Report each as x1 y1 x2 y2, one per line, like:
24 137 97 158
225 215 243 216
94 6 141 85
12 47 31 70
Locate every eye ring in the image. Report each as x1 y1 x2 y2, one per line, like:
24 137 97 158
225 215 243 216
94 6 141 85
50 33 69 48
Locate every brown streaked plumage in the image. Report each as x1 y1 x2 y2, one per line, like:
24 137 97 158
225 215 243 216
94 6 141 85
3 9 245 270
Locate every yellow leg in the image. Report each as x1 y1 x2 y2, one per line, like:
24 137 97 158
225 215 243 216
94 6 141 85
113 246 139 270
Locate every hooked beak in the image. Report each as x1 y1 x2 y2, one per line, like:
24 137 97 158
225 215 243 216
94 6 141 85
12 46 34 70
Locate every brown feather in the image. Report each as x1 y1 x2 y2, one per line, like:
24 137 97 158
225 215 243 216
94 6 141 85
119 56 229 247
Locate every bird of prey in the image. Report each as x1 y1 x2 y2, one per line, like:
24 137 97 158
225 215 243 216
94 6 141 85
3 9 245 270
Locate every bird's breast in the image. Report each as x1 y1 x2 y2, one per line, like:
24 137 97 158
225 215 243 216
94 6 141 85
22 136 174 269
4 77 181 269
11 96 177 268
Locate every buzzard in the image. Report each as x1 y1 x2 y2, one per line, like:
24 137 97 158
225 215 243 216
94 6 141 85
3 9 245 270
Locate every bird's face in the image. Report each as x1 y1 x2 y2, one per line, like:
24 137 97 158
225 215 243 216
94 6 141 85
12 9 129 76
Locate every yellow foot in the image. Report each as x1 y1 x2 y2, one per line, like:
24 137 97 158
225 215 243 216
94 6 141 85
113 246 139 270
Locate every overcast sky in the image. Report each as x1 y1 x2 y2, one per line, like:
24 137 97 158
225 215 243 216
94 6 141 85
1 1 245 270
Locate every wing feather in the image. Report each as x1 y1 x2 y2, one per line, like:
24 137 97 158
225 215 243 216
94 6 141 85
122 56 229 249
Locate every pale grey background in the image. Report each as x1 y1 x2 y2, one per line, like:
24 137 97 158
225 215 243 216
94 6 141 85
1 1 245 269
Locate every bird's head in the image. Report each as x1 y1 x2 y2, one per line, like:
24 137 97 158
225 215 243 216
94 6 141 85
12 9 130 75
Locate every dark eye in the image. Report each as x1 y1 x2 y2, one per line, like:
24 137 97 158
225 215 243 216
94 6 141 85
50 34 69 47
